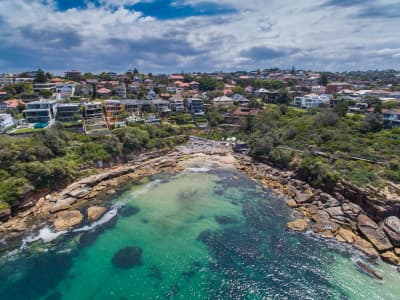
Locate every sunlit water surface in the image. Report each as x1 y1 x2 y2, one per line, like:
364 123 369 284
0 168 399 300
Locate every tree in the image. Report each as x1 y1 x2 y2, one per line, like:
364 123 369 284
39 89 53 98
34 68 47 83
207 111 224 127
361 113 383 132
198 77 221 91
334 102 349 117
319 73 328 86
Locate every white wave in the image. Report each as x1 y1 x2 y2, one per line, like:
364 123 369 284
19 179 163 248
23 227 67 245
187 167 210 173
73 208 118 233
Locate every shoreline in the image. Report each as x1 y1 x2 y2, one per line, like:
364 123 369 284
0 138 399 270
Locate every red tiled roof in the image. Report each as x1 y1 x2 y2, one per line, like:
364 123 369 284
4 99 25 108
96 88 111 94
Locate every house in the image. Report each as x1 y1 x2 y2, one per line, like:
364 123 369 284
65 70 82 81
348 103 368 114
189 81 200 90
167 87 177 94
33 83 56 93
254 88 270 97
96 88 112 99
56 103 81 122
104 100 125 126
382 109 400 128
56 83 76 100
213 96 234 107
147 90 157 100
23 100 57 124
113 83 127 99
232 94 250 104
225 106 259 126
3 99 25 109
311 85 327 95
174 81 190 89
151 100 170 113
0 91 7 101
168 75 185 81
14 78 34 84
83 102 109 135
187 98 205 116
0 114 14 132
170 98 185 112
326 82 353 94
294 94 330 108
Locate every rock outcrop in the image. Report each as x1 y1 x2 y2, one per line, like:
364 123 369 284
381 251 400 266
287 219 308 232
53 210 83 231
357 214 392 252
383 216 400 247
87 206 107 222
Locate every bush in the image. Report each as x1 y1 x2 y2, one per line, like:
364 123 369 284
269 148 294 169
297 157 340 191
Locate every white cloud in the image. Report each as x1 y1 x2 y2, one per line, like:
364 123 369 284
0 0 398 73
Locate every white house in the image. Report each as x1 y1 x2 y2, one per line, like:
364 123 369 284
294 94 330 108
213 96 234 107
56 83 76 100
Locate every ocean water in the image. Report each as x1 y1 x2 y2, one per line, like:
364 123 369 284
0 168 399 300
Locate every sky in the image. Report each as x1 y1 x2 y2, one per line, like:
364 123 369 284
0 0 399 74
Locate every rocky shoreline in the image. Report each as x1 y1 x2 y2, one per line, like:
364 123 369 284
236 154 400 268
1 137 400 272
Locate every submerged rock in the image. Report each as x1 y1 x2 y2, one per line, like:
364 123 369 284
287 219 308 232
215 215 238 225
87 206 107 222
112 246 143 269
355 260 383 280
53 210 83 231
357 214 392 252
119 206 140 218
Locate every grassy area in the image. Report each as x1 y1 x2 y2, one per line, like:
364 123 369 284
9 127 46 135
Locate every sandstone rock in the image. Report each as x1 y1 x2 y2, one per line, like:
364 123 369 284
383 216 400 247
326 206 344 218
381 251 400 266
353 237 379 258
336 234 346 243
286 199 297 208
67 187 91 199
312 220 339 234
54 210 83 231
106 189 116 195
320 193 341 207
357 214 392 252
337 228 357 244
50 198 76 213
394 248 400 256
342 202 362 220
320 231 334 239
35 197 46 208
295 192 313 204
287 219 308 232
87 206 107 222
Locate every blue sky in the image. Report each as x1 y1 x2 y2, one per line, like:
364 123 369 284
0 0 399 74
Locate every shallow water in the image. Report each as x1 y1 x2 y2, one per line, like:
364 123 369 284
0 168 399 299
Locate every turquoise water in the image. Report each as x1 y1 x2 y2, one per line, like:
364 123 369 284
0 168 399 299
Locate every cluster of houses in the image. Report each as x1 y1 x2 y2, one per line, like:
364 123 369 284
1 69 400 133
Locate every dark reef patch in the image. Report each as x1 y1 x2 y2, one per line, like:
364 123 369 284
112 246 143 269
45 291 62 300
215 215 238 225
119 206 140 218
